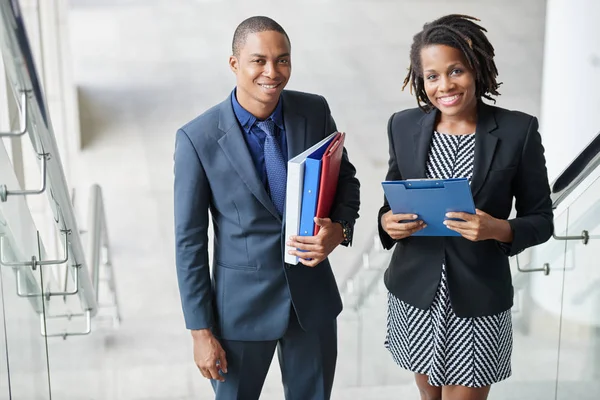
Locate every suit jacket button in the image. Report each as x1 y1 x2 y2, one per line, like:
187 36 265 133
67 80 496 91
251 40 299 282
285 264 291 269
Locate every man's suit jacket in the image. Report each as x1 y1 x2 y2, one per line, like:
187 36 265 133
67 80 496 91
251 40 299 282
174 90 360 341
378 101 553 318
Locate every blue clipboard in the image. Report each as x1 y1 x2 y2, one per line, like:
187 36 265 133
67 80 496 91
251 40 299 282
381 178 476 236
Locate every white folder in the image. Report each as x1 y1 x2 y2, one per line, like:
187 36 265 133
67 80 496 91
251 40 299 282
284 132 339 265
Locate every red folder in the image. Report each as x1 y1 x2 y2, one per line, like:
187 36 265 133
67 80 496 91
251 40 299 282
314 132 345 235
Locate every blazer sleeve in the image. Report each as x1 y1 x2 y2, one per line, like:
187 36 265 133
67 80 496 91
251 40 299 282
174 129 213 330
321 96 361 236
378 112 403 250
506 117 554 256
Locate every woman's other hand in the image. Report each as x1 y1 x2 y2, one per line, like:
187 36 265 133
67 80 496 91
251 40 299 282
381 211 427 240
444 209 514 242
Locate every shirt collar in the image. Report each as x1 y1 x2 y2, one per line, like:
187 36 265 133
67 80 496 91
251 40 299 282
231 88 284 133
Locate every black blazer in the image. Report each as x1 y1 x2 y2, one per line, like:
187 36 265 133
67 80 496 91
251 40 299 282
378 101 554 318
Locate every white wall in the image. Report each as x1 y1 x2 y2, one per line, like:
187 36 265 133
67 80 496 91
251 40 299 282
530 0 600 325
540 0 600 182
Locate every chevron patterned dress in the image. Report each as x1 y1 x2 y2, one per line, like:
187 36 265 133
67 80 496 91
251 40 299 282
384 131 513 388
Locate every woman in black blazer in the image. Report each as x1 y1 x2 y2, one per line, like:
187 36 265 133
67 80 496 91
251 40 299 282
378 15 553 400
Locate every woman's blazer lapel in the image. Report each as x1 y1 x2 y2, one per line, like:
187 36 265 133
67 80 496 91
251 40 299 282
410 102 499 199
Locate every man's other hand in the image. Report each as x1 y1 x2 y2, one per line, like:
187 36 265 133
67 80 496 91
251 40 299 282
192 329 228 382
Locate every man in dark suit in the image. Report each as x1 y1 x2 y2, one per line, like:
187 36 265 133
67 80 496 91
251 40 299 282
173 16 360 400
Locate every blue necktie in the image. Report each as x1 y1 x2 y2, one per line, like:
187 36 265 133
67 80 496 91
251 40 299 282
257 120 287 215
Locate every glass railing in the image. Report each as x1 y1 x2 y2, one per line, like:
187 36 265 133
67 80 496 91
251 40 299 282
337 133 600 398
0 249 52 399
0 0 97 326
0 139 52 398
340 234 391 312
553 176 600 399
0 0 119 397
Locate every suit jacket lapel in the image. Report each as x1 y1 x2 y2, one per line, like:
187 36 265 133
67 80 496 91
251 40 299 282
413 109 437 178
282 94 306 231
282 93 307 159
470 102 498 198
217 98 281 220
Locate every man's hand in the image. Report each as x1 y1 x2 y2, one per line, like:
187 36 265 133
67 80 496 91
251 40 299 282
381 210 426 240
287 217 344 267
192 329 228 382
444 209 513 242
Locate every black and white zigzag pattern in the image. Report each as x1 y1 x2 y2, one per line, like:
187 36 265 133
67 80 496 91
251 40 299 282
384 132 513 388
425 132 475 180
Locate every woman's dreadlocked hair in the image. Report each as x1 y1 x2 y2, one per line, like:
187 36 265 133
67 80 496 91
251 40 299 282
402 14 502 112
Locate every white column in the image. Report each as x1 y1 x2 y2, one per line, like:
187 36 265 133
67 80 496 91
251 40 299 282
532 0 600 323
540 0 600 182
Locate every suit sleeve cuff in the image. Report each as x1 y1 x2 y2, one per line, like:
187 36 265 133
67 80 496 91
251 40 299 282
378 206 396 250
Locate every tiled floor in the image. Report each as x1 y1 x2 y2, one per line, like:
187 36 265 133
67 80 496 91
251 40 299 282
47 0 548 398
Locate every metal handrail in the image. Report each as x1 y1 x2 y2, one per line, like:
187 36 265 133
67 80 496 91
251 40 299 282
0 152 48 202
0 1 97 316
0 89 28 137
551 131 600 208
86 184 121 325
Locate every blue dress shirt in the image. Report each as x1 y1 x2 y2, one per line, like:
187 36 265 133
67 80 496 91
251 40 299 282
231 89 288 190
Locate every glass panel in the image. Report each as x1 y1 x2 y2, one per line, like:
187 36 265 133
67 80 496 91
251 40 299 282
337 238 425 396
0 268 11 398
338 279 419 397
487 207 569 400
0 242 51 399
556 176 600 399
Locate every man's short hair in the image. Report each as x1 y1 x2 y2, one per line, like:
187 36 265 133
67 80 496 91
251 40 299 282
232 16 290 56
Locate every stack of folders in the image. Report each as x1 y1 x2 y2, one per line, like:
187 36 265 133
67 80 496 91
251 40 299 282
285 131 346 264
